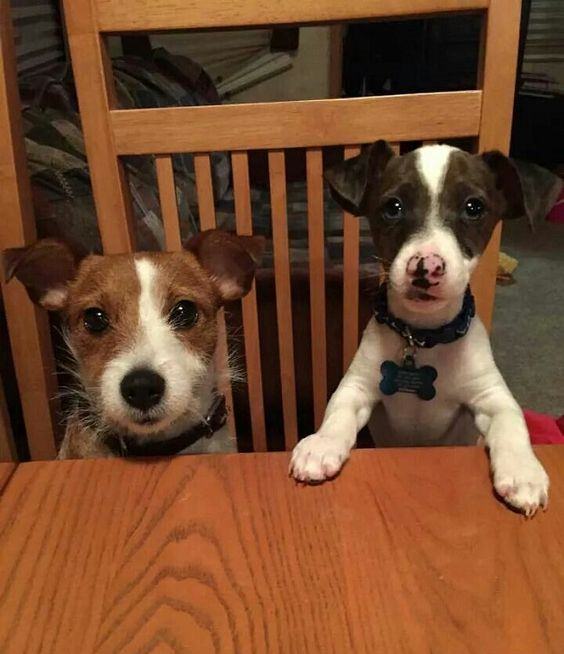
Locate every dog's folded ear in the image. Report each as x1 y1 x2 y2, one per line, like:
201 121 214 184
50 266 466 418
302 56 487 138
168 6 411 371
2 238 77 310
325 140 395 216
480 151 525 220
186 229 265 302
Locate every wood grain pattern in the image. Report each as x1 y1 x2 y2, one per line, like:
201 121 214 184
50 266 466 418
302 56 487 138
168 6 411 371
1 446 563 653
110 91 482 155
193 153 217 230
0 0 58 459
232 152 267 451
96 0 489 32
307 148 327 429
62 0 134 253
342 145 361 373
155 154 182 252
268 150 298 449
194 153 237 439
473 0 522 329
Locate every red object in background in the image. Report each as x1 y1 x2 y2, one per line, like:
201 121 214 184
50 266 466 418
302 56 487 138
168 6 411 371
546 187 564 224
525 410 564 444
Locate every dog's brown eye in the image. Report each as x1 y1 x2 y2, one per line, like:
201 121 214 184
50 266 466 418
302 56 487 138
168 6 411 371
382 197 403 220
464 197 485 219
83 307 109 333
169 300 199 329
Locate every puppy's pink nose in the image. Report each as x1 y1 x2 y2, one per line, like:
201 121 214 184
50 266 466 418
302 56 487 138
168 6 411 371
406 254 446 287
406 253 446 291
428 254 446 279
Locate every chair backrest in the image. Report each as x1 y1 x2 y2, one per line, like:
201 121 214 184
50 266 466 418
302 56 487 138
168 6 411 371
1 0 522 458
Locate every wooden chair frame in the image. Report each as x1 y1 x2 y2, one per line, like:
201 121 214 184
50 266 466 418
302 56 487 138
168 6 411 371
0 0 59 460
0 0 521 458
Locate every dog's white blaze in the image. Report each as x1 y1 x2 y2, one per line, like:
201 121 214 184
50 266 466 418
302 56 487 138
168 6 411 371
134 257 207 404
415 144 455 199
135 258 170 356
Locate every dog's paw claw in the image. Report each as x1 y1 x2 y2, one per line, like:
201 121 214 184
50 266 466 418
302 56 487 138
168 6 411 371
289 433 350 483
493 454 549 517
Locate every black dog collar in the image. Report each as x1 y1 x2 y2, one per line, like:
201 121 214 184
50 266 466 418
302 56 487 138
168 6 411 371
105 394 227 457
373 284 475 348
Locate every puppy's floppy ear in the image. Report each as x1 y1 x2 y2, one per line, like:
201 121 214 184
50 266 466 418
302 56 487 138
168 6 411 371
2 238 77 310
324 140 395 216
481 151 525 220
186 229 265 302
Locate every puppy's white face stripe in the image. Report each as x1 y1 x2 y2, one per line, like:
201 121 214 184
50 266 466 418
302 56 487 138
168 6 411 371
415 145 456 199
100 257 207 434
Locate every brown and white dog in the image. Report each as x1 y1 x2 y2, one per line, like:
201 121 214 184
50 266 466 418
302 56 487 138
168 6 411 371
3 230 264 459
290 142 549 517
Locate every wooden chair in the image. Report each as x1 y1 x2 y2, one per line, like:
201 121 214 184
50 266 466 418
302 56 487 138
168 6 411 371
0 0 522 459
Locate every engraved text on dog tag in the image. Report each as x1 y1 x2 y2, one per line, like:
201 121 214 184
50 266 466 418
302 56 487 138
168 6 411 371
379 355 437 401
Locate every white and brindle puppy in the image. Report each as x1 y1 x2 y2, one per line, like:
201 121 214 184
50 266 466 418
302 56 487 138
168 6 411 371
290 142 549 517
3 229 263 459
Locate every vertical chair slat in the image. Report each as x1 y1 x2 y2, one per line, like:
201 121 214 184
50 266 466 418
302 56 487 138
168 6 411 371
475 0 521 329
306 147 327 429
268 150 298 449
194 153 217 228
194 153 236 439
155 154 182 252
63 1 135 253
0 1 58 459
0 379 16 461
342 145 361 373
231 151 267 451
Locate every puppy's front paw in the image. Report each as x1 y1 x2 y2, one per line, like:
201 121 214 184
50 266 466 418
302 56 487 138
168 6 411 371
289 433 351 483
493 451 549 517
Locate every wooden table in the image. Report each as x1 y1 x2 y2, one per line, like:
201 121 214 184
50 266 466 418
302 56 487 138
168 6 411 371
1 447 563 653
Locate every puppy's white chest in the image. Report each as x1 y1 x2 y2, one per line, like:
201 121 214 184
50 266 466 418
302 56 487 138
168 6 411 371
369 324 476 446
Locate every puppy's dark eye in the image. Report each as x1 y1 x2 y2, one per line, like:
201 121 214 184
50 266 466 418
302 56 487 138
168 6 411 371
83 308 109 333
382 197 403 221
169 300 199 329
464 197 485 219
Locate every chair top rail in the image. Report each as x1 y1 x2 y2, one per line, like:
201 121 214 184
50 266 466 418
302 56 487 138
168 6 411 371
94 0 489 33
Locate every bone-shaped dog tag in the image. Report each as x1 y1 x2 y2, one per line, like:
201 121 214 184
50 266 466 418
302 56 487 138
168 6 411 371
379 354 437 400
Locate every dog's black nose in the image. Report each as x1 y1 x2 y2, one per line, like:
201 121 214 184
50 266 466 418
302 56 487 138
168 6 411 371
120 369 165 411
